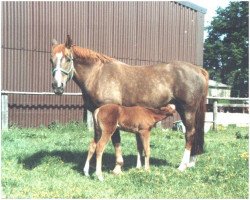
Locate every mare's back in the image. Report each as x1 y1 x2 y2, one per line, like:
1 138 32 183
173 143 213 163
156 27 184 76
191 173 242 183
98 61 206 107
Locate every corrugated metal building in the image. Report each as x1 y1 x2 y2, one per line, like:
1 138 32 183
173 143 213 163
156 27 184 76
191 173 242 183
1 1 206 128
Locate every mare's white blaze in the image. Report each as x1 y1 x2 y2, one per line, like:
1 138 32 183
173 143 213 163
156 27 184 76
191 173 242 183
178 148 191 171
54 52 63 87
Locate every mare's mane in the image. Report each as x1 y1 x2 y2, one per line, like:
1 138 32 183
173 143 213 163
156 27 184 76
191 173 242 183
72 46 114 64
51 44 114 65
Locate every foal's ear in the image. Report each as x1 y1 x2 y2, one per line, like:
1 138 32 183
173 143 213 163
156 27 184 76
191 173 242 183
65 35 73 49
51 39 58 46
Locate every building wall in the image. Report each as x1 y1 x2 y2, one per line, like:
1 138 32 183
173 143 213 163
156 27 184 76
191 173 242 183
1 1 205 127
209 88 231 98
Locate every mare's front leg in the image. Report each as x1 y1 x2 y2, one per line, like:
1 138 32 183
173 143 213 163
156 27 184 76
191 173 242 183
178 111 196 171
111 129 124 175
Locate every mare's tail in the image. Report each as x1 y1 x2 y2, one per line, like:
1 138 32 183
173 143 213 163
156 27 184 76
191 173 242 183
191 68 209 156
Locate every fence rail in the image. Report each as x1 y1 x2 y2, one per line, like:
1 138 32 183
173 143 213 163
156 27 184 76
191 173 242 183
207 96 249 131
207 96 248 101
1 90 82 96
1 91 249 131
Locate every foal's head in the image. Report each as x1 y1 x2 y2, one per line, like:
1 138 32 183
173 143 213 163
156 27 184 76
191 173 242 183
160 104 176 116
50 35 74 95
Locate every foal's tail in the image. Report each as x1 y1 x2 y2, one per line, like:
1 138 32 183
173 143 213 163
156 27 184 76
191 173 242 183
192 68 209 156
93 108 102 143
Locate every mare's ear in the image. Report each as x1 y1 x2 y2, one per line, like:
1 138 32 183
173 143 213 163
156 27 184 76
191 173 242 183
51 39 58 46
65 35 73 49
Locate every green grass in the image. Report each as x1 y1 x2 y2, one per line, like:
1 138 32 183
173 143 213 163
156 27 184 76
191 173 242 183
1 122 249 198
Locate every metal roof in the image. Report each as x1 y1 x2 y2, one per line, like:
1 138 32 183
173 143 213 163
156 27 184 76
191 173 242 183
178 1 207 14
209 80 231 88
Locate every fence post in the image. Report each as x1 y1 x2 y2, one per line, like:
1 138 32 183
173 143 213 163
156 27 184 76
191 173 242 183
87 110 93 131
213 100 218 131
1 94 8 130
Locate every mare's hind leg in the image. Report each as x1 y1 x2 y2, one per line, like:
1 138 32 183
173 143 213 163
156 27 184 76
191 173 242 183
178 110 196 171
136 134 143 168
111 129 124 175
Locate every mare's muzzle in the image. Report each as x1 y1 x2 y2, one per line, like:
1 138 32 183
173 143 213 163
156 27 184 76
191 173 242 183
52 82 64 95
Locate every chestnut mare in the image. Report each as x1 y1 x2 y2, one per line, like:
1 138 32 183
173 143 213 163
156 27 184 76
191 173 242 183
84 104 176 181
50 35 209 174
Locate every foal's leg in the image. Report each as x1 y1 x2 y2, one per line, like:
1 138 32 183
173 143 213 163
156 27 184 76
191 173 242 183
139 130 151 171
178 111 196 171
95 131 112 181
83 121 102 176
83 140 97 176
135 134 143 168
111 129 124 175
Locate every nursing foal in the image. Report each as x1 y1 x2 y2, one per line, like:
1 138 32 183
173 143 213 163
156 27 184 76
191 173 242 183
84 104 176 181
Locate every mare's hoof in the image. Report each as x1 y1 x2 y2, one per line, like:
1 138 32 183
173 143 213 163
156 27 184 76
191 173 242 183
178 163 188 172
187 161 196 168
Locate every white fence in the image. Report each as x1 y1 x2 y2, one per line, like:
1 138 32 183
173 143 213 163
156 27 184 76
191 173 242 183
1 91 249 131
207 97 249 131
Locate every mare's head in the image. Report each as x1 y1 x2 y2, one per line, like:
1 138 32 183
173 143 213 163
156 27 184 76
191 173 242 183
50 35 74 95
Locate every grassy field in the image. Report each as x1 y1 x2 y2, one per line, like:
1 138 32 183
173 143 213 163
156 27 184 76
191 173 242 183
1 122 249 198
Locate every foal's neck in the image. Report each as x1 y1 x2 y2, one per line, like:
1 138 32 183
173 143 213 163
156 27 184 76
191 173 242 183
146 108 169 122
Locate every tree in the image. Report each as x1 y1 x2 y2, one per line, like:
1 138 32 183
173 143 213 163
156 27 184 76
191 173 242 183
204 1 249 97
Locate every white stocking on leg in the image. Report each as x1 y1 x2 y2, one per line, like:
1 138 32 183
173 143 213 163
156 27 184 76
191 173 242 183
187 155 196 168
178 148 191 171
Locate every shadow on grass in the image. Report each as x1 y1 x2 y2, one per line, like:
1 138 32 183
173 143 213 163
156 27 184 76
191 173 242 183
19 150 170 175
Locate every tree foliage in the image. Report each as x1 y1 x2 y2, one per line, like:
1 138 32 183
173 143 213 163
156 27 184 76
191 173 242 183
204 1 249 97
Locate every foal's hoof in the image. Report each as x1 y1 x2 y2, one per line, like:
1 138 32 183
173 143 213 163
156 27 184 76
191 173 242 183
95 172 104 181
136 165 142 169
112 166 122 175
83 168 90 177
97 175 104 182
145 168 150 172
84 171 90 177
